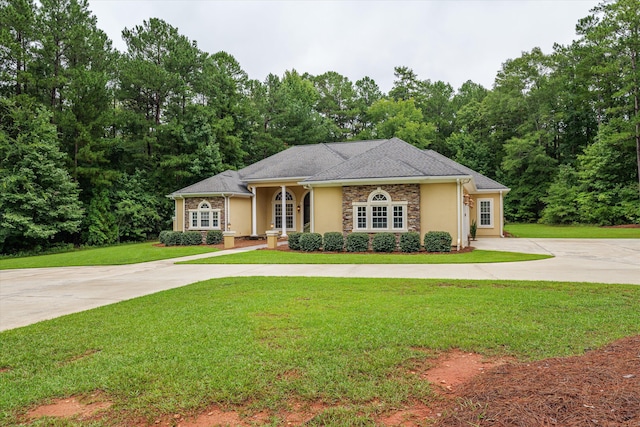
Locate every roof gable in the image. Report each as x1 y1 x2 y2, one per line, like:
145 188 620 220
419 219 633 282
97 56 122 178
168 138 509 196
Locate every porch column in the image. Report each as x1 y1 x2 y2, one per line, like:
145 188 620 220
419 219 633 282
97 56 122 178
251 186 257 237
281 185 287 237
310 187 314 233
456 179 462 251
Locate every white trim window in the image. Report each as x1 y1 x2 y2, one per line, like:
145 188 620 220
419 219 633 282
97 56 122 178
353 188 408 232
478 198 494 228
188 201 220 230
273 190 296 231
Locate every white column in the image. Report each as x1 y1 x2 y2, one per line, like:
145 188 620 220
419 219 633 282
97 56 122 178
281 185 287 237
251 186 257 236
499 190 504 238
456 179 461 251
310 187 314 233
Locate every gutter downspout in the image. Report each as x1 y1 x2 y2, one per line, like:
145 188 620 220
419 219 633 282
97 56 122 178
456 179 461 251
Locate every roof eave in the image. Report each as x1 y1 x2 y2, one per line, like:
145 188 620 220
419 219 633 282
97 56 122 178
167 191 252 199
301 175 473 187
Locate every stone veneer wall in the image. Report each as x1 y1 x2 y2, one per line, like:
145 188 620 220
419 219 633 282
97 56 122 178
342 184 420 234
184 197 225 241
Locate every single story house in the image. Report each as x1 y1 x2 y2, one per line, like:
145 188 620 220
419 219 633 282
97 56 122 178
168 137 509 249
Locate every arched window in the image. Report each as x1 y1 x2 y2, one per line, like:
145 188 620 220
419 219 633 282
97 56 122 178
352 188 407 232
188 200 220 230
273 190 296 230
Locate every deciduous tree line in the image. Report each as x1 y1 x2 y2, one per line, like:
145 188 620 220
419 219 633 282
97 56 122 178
0 0 638 254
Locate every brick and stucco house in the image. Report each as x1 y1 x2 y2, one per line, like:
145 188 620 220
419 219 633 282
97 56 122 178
168 138 509 249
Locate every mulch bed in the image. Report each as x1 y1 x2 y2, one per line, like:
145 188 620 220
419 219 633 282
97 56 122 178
435 335 640 426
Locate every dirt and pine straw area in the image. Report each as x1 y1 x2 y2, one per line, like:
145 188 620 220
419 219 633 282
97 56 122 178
24 335 639 426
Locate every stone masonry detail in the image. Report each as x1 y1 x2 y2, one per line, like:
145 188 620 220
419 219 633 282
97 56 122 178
342 184 420 234
184 197 225 241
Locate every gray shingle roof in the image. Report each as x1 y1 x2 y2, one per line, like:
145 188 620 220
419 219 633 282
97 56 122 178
303 137 470 182
169 138 508 197
424 150 509 191
169 170 251 196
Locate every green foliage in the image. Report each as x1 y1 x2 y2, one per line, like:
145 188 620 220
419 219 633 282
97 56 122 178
113 171 162 242
346 232 369 252
287 232 302 250
84 189 118 246
424 231 452 252
322 232 344 252
505 223 640 239
206 230 223 245
470 220 478 240
158 231 172 245
372 232 396 253
540 165 581 224
181 231 203 246
0 98 83 254
164 231 183 247
299 232 322 252
399 232 421 253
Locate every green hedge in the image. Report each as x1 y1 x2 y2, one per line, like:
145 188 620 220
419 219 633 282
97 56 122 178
299 233 322 252
323 232 344 252
399 232 421 253
181 231 203 246
206 230 223 245
164 231 183 246
346 232 369 252
424 231 452 252
372 232 396 252
288 232 302 250
158 230 172 245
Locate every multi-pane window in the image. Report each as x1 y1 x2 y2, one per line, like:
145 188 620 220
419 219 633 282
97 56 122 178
188 201 220 229
478 199 493 227
372 206 387 228
353 189 407 232
393 205 404 229
274 190 295 230
357 206 367 229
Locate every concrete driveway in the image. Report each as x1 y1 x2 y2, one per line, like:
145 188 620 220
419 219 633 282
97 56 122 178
1 238 638 332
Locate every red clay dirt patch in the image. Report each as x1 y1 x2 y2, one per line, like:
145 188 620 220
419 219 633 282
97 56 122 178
26 393 112 421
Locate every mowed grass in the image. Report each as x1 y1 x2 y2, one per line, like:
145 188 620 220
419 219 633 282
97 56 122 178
505 223 640 238
181 249 551 265
1 277 638 426
0 242 218 270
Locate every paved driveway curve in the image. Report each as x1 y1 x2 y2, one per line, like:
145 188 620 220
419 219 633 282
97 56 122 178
1 238 638 331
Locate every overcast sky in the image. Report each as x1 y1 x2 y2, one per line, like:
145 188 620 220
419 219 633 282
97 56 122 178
88 0 599 93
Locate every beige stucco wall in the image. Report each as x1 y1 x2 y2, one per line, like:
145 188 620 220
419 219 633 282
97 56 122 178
313 186 343 234
229 197 252 236
255 184 306 234
470 193 503 237
420 183 459 242
173 198 184 232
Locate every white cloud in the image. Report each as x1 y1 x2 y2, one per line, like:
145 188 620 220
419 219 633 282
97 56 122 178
88 0 598 93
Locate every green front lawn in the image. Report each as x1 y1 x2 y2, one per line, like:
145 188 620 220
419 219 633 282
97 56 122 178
180 249 551 264
1 276 638 426
0 242 219 270
505 223 640 238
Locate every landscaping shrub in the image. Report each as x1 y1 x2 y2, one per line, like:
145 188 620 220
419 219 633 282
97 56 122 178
288 232 302 250
399 232 421 253
206 230 223 245
323 232 344 252
299 232 322 252
181 231 203 246
164 231 183 246
424 231 452 252
158 230 172 245
372 232 396 252
346 232 369 252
